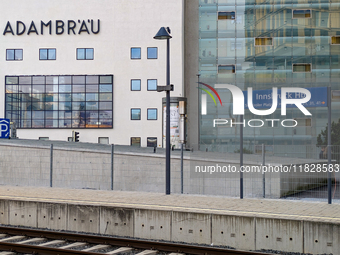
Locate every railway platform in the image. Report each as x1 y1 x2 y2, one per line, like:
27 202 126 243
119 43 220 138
0 185 339 254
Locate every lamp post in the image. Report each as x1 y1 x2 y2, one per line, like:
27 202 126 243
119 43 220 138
154 27 172 195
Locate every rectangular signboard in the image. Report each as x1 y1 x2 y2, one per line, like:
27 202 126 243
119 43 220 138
244 87 328 109
0 119 10 139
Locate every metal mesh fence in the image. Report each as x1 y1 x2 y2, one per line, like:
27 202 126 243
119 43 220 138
0 145 50 187
190 144 340 202
53 149 111 190
0 140 339 203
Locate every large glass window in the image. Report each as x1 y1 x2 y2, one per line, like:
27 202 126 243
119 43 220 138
198 0 338 151
39 49 56 60
6 49 23 61
5 75 113 129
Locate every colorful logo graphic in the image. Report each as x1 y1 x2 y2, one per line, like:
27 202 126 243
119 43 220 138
197 82 223 107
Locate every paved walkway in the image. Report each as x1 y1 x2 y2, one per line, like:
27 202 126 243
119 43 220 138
0 186 339 224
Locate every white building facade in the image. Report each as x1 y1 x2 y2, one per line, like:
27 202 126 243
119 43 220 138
0 0 185 147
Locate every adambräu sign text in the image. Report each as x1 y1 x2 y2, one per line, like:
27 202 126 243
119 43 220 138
3 19 100 35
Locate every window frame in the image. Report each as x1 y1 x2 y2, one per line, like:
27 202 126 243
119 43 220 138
131 108 141 120
147 79 158 91
292 63 312 73
292 9 312 19
331 36 340 45
218 11 235 20
131 137 141 147
218 64 236 74
98 137 109 144
39 48 56 60
332 90 340 101
131 79 141 91
6 49 23 61
254 37 273 47
293 118 312 127
76 48 94 60
131 47 141 59
147 47 158 59
147 137 157 147
147 108 158 120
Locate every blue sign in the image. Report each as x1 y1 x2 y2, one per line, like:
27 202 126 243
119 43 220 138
0 119 10 139
244 87 328 109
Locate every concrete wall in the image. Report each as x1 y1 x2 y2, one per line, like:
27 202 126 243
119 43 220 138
0 146 50 187
0 199 338 254
184 0 199 147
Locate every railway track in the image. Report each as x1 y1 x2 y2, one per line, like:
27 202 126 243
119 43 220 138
0 226 272 255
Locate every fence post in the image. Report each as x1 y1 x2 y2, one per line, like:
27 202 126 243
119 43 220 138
262 144 265 198
240 115 244 199
111 144 114 190
327 86 332 204
181 143 184 194
50 144 53 187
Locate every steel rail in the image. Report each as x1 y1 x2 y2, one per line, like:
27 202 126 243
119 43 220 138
0 226 272 255
0 242 99 255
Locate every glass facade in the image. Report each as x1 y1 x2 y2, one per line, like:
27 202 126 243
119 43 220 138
199 0 340 151
5 75 113 129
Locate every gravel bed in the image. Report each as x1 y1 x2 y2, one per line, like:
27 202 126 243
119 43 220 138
49 241 72 248
68 244 91 250
24 240 47 245
95 246 120 253
120 249 144 255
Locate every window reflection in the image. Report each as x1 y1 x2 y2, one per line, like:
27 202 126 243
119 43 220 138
199 1 338 147
131 47 141 59
5 75 113 129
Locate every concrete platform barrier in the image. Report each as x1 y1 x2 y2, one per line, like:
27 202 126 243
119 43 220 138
9 201 38 228
100 207 133 237
134 209 171 241
37 202 67 231
0 200 8 225
255 218 303 253
212 215 255 250
0 197 339 254
304 222 340 254
67 205 100 234
171 212 211 244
